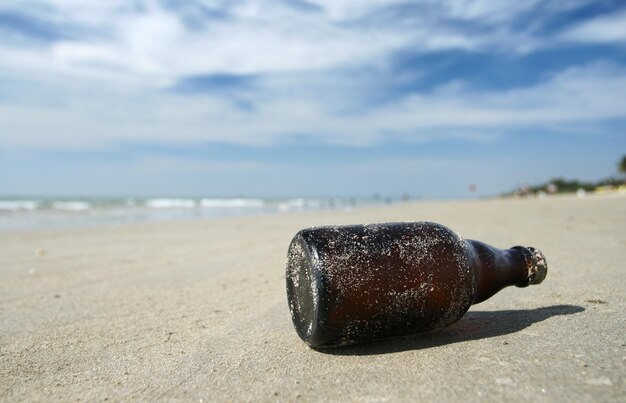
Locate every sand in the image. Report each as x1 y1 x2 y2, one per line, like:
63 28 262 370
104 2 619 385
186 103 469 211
1 195 624 402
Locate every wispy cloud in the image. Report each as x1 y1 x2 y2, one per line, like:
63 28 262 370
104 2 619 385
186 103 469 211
0 1 625 163
2 0 615 84
1 58 625 150
560 9 626 44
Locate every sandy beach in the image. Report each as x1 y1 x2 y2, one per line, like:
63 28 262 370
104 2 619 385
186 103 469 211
1 194 624 402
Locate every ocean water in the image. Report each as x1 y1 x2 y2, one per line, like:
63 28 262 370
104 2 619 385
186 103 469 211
0 196 383 231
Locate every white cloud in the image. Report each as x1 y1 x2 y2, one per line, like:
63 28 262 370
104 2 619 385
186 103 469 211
1 60 625 150
0 0 408 85
444 0 542 23
1 0 594 85
0 0 624 153
560 9 626 44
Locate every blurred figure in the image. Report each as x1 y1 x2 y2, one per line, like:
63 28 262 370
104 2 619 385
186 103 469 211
515 184 530 198
546 183 558 194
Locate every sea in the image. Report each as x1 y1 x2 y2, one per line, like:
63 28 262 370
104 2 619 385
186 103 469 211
0 196 393 231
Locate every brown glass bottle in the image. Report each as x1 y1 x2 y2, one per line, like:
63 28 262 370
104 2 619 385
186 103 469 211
286 221 547 348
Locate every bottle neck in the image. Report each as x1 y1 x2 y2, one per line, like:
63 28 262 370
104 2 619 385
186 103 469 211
465 240 547 304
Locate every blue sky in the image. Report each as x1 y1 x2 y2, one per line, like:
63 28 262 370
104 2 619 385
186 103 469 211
1 0 625 198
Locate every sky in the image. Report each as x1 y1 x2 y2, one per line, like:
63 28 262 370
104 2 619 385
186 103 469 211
1 0 625 198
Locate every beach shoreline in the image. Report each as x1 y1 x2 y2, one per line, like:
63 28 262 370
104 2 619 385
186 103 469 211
1 194 624 401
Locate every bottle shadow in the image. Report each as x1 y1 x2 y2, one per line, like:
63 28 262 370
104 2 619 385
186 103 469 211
321 304 584 356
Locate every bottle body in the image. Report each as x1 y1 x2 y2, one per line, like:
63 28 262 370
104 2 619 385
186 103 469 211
286 221 547 348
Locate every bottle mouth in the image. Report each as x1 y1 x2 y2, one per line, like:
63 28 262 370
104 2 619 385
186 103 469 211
513 246 548 286
527 247 548 284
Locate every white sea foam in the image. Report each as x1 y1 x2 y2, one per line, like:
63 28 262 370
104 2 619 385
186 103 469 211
288 198 307 207
200 198 265 208
53 201 91 211
0 196 374 231
145 198 197 208
0 200 39 211
278 198 319 212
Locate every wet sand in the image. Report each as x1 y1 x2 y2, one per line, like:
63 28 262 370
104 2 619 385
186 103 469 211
1 194 624 401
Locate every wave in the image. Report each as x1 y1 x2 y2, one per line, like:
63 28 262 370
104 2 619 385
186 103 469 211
200 198 265 208
0 200 39 211
145 199 197 209
52 201 91 211
277 198 325 211
0 196 378 230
